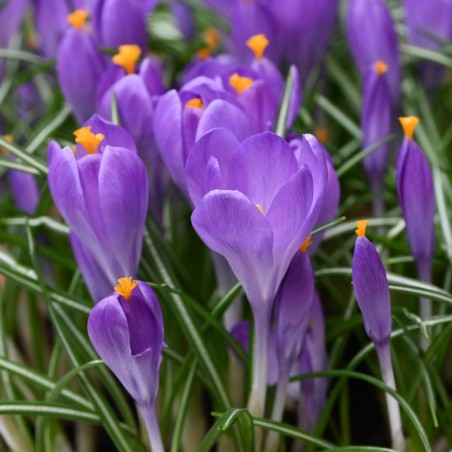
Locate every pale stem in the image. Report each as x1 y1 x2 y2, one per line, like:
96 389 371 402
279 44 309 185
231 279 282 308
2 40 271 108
140 403 164 452
417 259 432 349
375 342 406 452
247 304 271 451
265 364 290 452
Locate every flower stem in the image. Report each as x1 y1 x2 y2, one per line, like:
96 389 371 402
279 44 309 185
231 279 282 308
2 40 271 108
265 365 290 452
140 403 164 452
417 259 432 349
375 342 406 452
247 304 271 450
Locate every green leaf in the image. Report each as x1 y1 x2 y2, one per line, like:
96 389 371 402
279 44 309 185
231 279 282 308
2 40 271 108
275 66 295 137
0 135 47 174
0 402 99 424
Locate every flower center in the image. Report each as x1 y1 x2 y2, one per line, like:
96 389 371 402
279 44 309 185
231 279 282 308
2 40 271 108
355 219 368 237
246 34 269 60
229 73 254 95
73 126 105 154
112 45 142 75
114 277 137 301
374 60 388 75
300 235 312 253
399 116 419 140
67 10 89 30
185 98 204 109
198 27 219 59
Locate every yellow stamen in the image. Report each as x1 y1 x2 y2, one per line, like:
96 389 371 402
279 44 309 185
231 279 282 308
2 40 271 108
314 127 329 143
229 73 254 95
300 235 312 253
246 34 269 60
399 116 419 140
73 126 105 154
256 204 265 216
374 60 388 75
112 45 141 75
67 10 89 30
114 277 137 301
0 134 13 155
185 98 204 109
355 219 368 237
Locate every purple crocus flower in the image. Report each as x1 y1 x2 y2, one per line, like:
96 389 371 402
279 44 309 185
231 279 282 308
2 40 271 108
47 115 148 301
88 277 165 452
153 78 252 196
276 0 339 81
361 60 392 216
346 0 400 103
8 170 40 215
191 131 324 419
397 116 435 322
352 220 405 451
0 0 28 79
56 9 106 123
92 0 156 51
98 50 166 221
404 0 452 86
289 133 340 252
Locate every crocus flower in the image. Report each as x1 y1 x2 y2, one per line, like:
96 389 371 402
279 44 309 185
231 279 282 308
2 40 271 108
184 35 301 134
276 0 339 81
289 133 340 252
57 9 106 123
154 78 252 196
47 115 148 301
361 60 392 216
88 277 165 452
191 131 324 418
0 0 29 80
92 0 157 51
346 0 400 103
352 220 405 451
404 0 452 86
397 116 435 322
1 135 40 215
98 46 166 221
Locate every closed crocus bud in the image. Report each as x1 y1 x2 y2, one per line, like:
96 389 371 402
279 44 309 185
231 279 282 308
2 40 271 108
92 0 155 51
397 117 435 269
57 10 106 123
397 116 435 323
352 221 406 451
346 0 400 103
404 0 452 86
361 60 392 215
352 220 392 345
47 117 148 301
88 278 165 452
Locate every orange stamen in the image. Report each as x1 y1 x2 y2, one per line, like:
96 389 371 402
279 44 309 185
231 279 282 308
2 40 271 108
256 204 265 216
67 10 89 30
0 134 13 155
300 235 312 253
112 45 141 75
246 34 269 60
229 73 253 95
399 116 419 140
374 60 388 75
185 98 204 109
73 126 105 154
355 220 368 237
114 277 137 301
